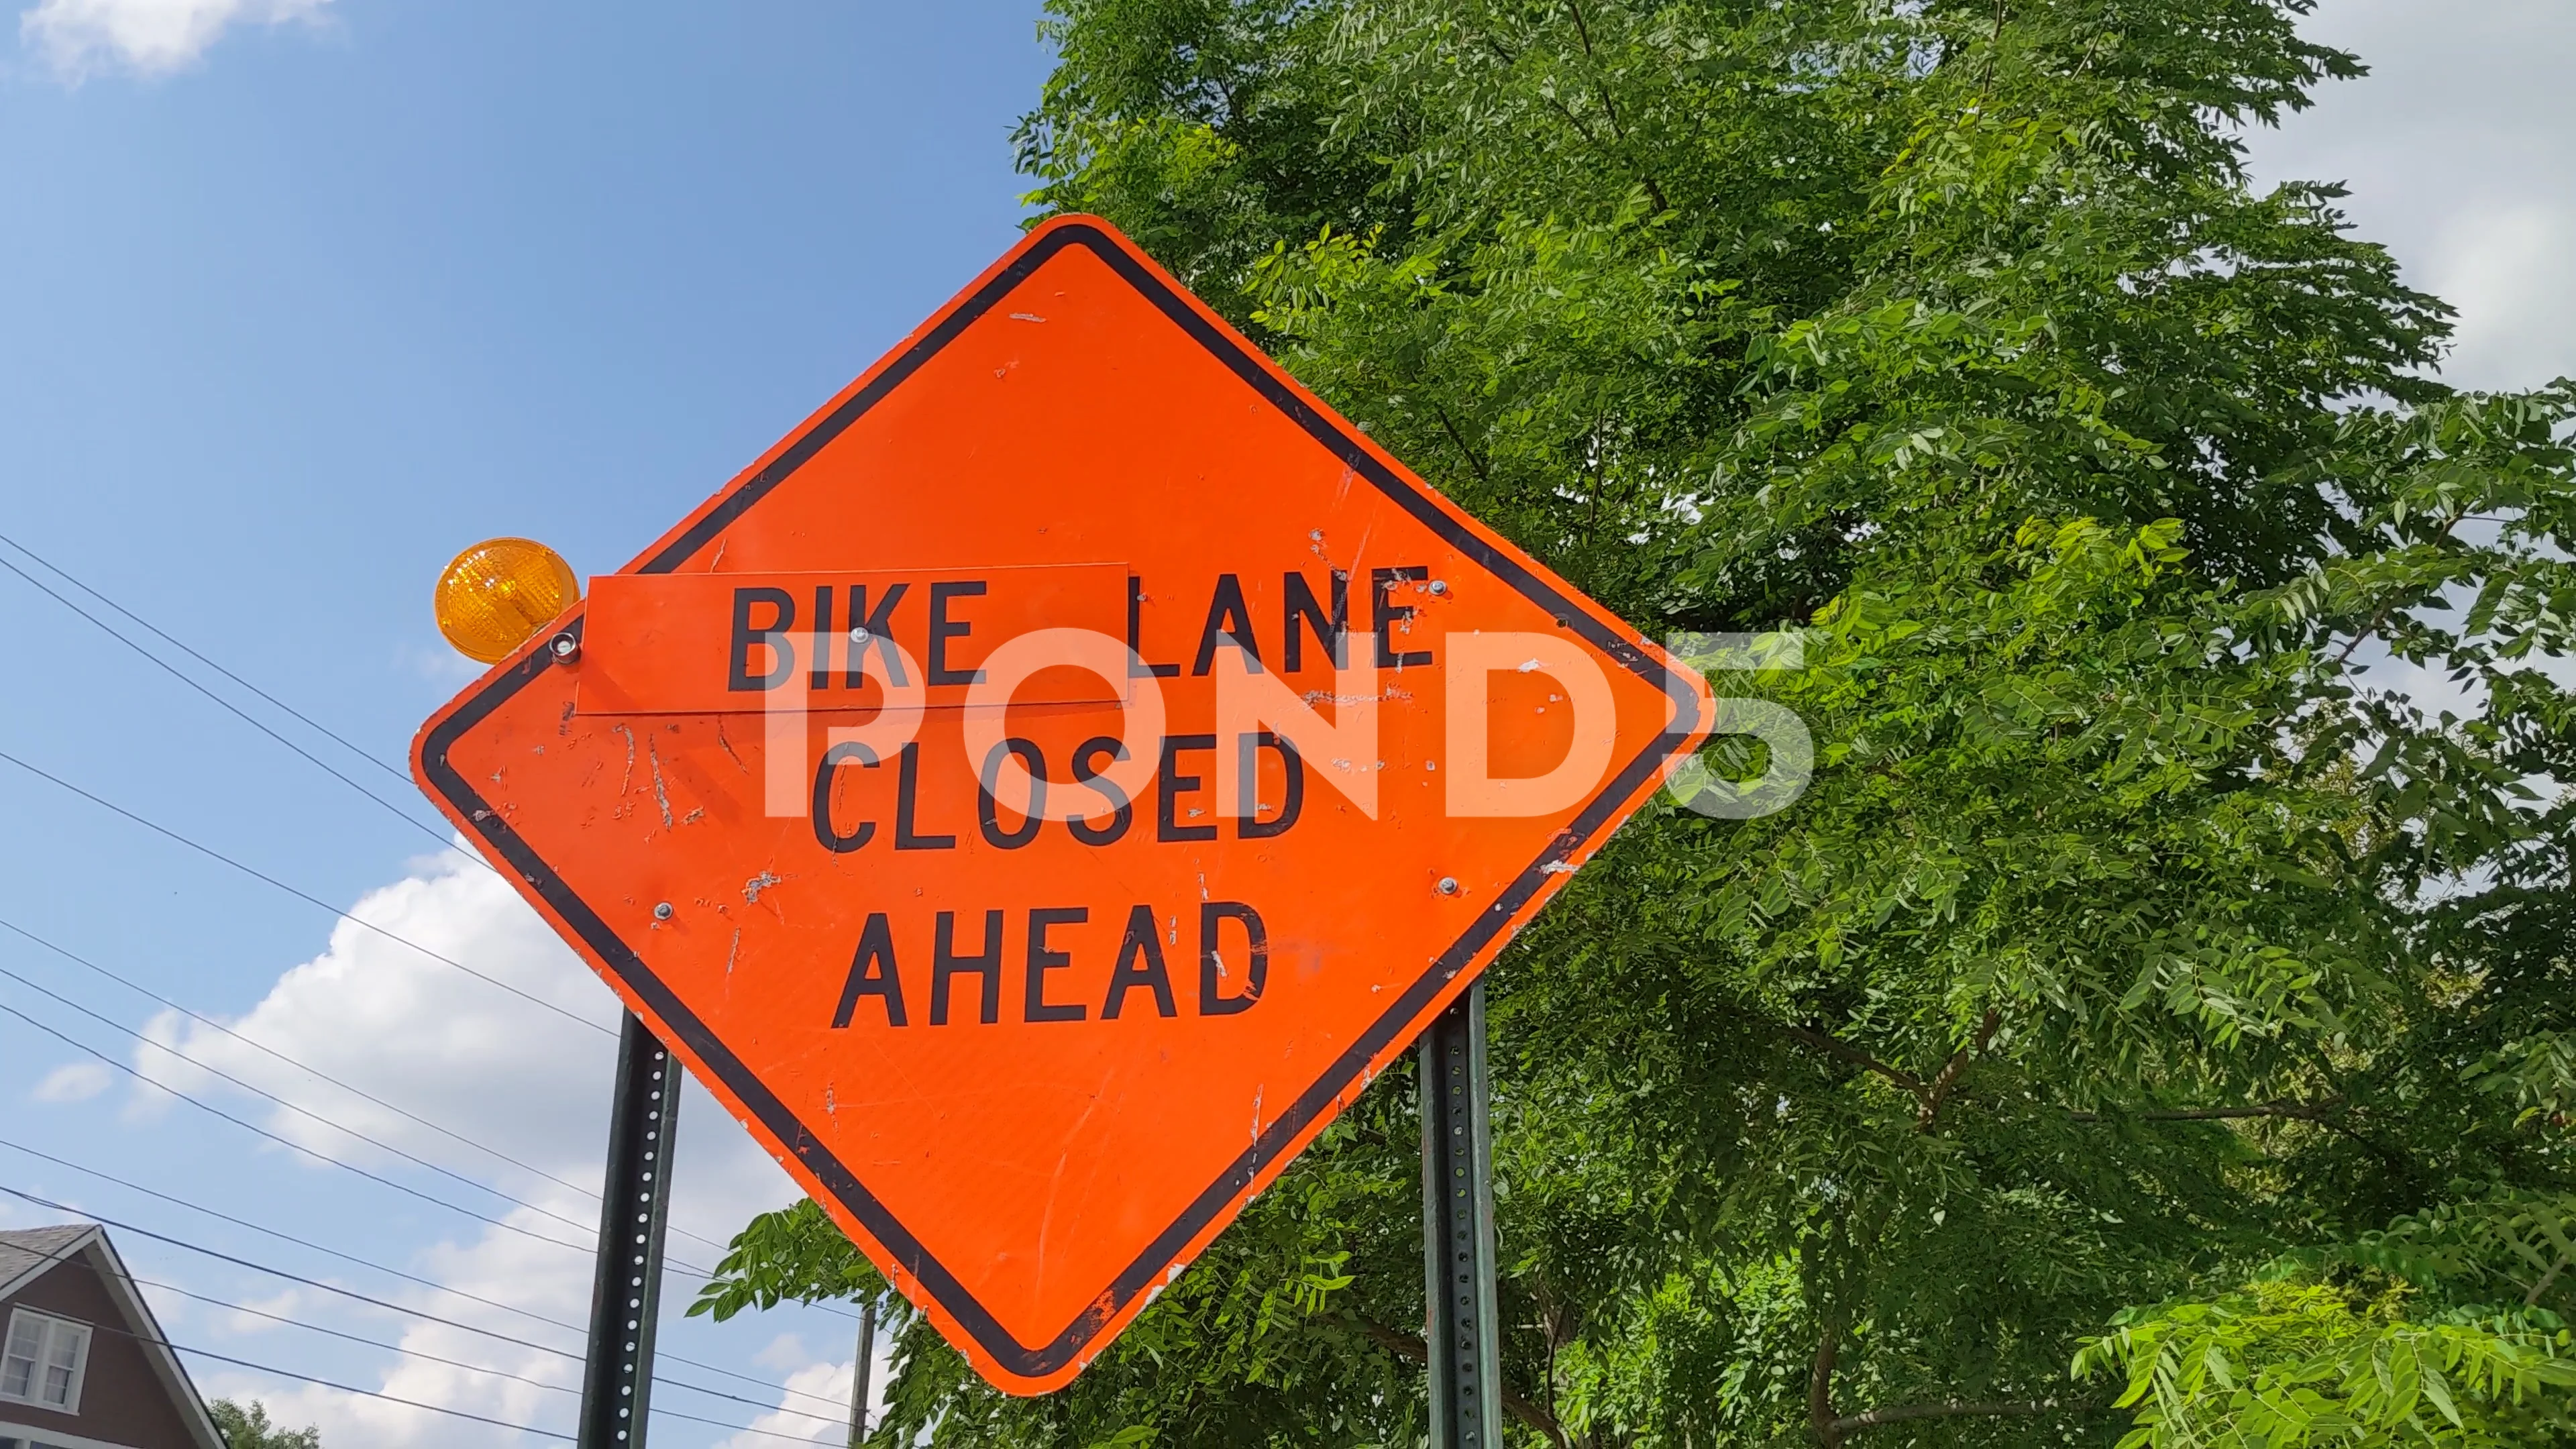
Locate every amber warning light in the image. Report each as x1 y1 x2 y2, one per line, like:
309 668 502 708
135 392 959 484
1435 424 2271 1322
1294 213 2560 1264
433 537 580 663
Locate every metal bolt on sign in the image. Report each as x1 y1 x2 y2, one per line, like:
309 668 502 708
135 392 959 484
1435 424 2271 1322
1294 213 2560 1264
577 1013 682 1449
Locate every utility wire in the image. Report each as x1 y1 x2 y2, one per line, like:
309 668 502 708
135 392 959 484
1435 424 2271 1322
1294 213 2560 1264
0 1225 574 1442
103 1263 583 1400
0 543 862 1307
0 535 867 1391
140 1332 575 1440
0 1146 853 1415
127 1312 831 1449
172 1279 843 1434
0 551 470 861
0 962 760 1287
0 912 742 1263
0 744 865 1320
0 1183 853 1421
0 1134 585 1346
0 995 592 1256
0 912 598 1195
0 547 778 1265
0 951 607 1248
0 530 417 788
54 1254 843 1436
635 1401 841 1444
0 744 614 1038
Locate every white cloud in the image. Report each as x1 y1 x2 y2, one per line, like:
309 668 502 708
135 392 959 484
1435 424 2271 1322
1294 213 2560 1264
32 1059 109 1102
215 1286 305 1336
2424 204 2576 390
138 845 829 1446
135 845 621 1168
715 1352 881 1449
753 1332 812 1374
2245 0 2576 391
20 0 331 77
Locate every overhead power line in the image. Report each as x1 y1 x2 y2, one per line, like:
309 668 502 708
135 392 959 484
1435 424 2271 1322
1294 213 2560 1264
0 1146 851 1414
107 1263 583 1399
0 1181 853 1424
0 913 598 1198
0 989 746 1286
160 1322 835 1448
0 960 773 1287
0 543 867 1361
0 912 744 1263
0 1134 584 1346
0 539 861 1319
0 951 604 1248
0 1224 573 1442
0 744 613 1038
0 530 417 788
0 745 865 1320
55 1256 843 1440
0 994 592 1256
142 1273 847 1432
0 549 469 860
122 1311 833 1448
140 1332 576 1440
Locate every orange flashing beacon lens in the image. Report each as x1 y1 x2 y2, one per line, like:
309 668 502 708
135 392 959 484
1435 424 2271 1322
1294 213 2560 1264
433 538 579 663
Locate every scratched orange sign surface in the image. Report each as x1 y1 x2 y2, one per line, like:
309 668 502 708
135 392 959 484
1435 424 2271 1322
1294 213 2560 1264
412 215 1711 1394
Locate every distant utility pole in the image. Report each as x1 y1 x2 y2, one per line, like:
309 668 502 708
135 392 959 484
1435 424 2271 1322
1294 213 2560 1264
849 1298 877 1447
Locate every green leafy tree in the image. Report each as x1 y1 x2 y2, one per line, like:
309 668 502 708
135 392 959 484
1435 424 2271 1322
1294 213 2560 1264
696 2 2576 1444
2076 1283 2576 1449
209 1397 321 1449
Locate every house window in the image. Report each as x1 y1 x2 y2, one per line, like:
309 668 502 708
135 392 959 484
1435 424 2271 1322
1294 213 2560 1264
0 1307 89 1413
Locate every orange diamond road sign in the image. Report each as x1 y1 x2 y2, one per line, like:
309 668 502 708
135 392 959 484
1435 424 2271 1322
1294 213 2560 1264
413 215 1711 1394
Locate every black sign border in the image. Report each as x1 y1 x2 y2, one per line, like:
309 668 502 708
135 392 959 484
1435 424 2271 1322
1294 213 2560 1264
419 221 1705 1380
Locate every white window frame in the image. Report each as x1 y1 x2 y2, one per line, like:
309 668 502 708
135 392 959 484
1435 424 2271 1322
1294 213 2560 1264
0 1309 89 1415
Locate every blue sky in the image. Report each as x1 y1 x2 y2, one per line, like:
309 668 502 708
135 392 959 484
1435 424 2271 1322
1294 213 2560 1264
0 2 2569 1446
0 3 1052 1444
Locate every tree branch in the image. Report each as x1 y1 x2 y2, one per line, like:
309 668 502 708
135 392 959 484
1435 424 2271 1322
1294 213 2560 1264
1537 92 1610 150
2334 600 2396 664
1556 0 1672 215
1916 1006 2001 1132
1808 1314 1843 1449
1347 1315 1568 1448
1431 402 1493 488
1830 1399 2111 1435
1534 1278 1573 1446
1780 1023 1926 1097
2065 1097 2425 1180
2064 1098 2341 1123
1976 0 2010 98
2524 1256 2569 1309
2335 512 2464 664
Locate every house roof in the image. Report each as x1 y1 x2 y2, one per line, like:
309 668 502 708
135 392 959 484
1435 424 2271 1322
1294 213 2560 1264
0 1223 227 1449
0 1225 99 1303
